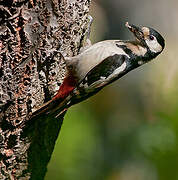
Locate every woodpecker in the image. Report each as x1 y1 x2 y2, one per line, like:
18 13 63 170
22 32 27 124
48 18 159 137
32 22 165 117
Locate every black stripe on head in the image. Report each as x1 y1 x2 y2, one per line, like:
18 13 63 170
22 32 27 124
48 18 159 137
116 43 156 63
116 44 147 62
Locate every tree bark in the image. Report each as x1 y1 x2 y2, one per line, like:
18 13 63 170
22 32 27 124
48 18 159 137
0 0 91 179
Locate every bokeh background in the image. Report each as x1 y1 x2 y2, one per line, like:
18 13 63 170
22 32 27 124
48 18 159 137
45 0 178 179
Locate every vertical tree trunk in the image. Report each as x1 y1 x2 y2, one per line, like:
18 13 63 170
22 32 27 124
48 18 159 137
0 0 91 179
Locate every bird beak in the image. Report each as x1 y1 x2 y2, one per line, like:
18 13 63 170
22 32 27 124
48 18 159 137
125 22 145 45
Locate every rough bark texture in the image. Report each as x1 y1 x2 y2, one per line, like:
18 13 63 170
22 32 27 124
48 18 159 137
0 0 91 179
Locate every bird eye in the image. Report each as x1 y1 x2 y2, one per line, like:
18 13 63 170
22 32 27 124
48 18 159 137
149 35 155 40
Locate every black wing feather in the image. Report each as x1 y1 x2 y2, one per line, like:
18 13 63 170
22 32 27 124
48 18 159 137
82 54 126 86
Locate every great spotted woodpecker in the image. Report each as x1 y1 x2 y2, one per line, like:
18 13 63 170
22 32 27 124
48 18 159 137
32 22 165 117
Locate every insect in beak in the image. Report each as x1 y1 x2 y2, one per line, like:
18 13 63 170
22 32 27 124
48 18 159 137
125 22 145 46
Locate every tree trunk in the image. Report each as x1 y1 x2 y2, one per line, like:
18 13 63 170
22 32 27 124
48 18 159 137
0 0 91 179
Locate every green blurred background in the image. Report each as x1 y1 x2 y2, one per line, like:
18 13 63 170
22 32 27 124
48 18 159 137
45 0 178 179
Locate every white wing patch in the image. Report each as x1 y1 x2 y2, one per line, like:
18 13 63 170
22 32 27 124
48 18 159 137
88 61 127 89
107 61 127 80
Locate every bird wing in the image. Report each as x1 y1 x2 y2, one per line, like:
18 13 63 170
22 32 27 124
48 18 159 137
78 54 128 91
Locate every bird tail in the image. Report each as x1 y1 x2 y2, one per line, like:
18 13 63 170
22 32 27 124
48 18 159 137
30 53 77 119
31 96 70 119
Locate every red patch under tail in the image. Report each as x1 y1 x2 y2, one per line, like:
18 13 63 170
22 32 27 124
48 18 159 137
52 74 76 101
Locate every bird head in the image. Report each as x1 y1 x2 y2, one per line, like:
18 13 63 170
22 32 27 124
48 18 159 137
125 22 165 57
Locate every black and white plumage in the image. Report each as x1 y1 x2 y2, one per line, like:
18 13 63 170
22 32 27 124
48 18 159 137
32 22 165 117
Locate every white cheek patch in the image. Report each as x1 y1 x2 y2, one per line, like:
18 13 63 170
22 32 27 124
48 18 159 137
146 38 162 53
